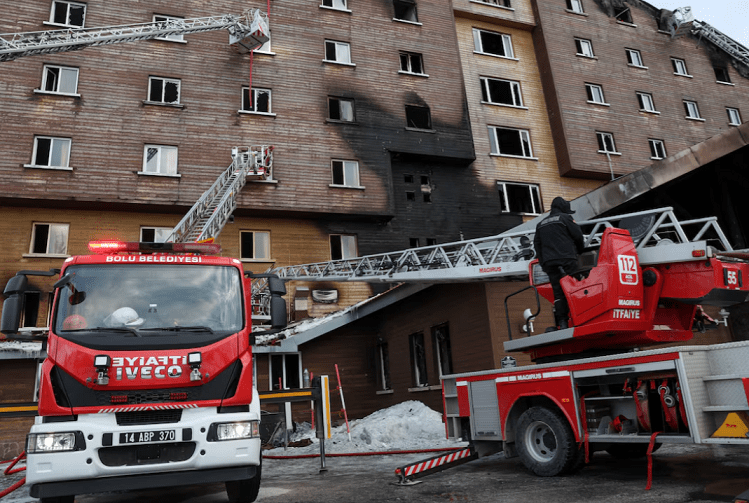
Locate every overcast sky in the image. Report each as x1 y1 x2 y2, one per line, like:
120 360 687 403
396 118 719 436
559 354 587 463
653 0 749 48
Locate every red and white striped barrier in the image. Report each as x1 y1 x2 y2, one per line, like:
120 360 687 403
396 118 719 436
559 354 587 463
394 446 477 484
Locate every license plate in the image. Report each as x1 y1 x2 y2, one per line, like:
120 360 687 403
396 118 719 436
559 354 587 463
119 429 176 444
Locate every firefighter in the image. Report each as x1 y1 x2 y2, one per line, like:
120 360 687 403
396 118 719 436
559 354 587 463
533 197 584 330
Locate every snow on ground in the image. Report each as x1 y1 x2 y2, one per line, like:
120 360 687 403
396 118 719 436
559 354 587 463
264 400 467 456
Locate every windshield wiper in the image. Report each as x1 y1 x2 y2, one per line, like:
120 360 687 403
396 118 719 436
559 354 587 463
65 327 141 337
140 326 215 334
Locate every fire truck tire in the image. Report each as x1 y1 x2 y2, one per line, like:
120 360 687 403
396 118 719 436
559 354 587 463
40 497 75 503
516 406 578 477
226 456 262 503
605 443 661 459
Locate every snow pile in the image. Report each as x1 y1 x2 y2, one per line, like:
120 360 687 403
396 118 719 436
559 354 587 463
264 400 467 456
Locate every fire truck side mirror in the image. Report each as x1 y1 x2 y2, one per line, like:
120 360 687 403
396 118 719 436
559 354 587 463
267 277 286 296
1 274 29 336
269 295 287 329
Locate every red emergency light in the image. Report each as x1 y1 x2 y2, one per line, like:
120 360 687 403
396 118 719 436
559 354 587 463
88 241 221 255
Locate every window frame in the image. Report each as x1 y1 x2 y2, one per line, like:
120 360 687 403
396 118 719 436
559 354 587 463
240 230 271 261
40 64 79 95
596 131 619 154
147 76 181 105
672 58 691 77
474 0 513 8
142 145 179 176
648 139 666 160
393 0 419 24
585 83 607 105
399 51 426 76
566 0 584 13
473 28 515 59
625 48 646 68
683 100 702 120
330 159 362 188
268 353 302 390
409 331 429 388
636 92 658 113
432 324 453 377
488 126 534 159
153 15 185 42
727 107 742 126
330 234 358 260
376 340 392 392
320 0 350 11
30 136 72 169
480 76 524 108
405 104 432 130
714 67 732 84
324 39 353 65
241 87 273 115
140 227 174 243
48 0 86 28
574 38 594 58
28 222 70 257
614 6 633 24
497 181 542 215
328 96 355 122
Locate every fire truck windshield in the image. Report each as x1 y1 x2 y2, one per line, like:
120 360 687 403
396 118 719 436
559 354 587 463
54 264 243 339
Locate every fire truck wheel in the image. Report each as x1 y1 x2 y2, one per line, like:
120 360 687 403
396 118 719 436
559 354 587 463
40 497 75 503
226 456 262 503
516 406 578 477
605 443 660 459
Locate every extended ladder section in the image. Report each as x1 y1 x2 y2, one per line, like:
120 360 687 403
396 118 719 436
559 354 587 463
271 207 736 284
168 146 273 243
666 7 749 67
0 9 268 62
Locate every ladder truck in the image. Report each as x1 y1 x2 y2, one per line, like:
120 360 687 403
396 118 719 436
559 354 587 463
0 10 288 503
265 207 749 484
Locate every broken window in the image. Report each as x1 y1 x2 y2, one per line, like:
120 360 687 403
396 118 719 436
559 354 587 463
566 0 584 13
473 29 514 58
154 15 184 42
140 227 173 243
404 174 414 183
142 145 178 175
614 6 633 23
50 0 86 27
727 107 742 125
585 83 606 104
331 159 360 187
240 231 270 260
714 67 731 84
328 97 355 122
478 0 512 7
322 0 348 10
32 136 71 168
671 58 689 76
480 77 523 107
148 77 180 104
596 132 618 153
30 223 69 255
626 48 644 67
21 292 41 328
324 40 352 64
648 139 666 160
409 238 420 247
393 0 418 22
242 87 272 114
270 353 300 390
497 181 542 214
42 65 79 94
426 238 437 246
637 92 657 112
376 340 391 391
406 191 416 201
399 52 424 74
432 324 453 376
405 105 431 129
330 234 357 260
574 38 594 57
409 332 428 387
488 126 533 158
684 100 701 119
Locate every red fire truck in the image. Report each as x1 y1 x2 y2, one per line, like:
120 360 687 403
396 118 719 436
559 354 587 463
1 240 287 503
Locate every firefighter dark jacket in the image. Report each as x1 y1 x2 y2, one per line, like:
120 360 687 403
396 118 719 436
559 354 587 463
533 197 584 267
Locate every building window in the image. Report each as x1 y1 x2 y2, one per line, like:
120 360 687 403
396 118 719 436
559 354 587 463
140 227 173 243
32 136 71 168
328 97 355 122
409 238 420 247
409 332 428 387
625 48 645 67
672 58 690 76
20 292 41 328
242 87 272 114
399 52 425 75
269 354 300 390
377 340 391 391
574 38 594 58
727 107 742 125
393 0 418 22
240 231 270 260
489 126 533 158
649 139 666 160
324 40 352 64
406 191 416 201
154 15 184 42
596 132 618 154
478 0 512 7
473 29 514 58
405 105 431 130
321 0 348 10
566 0 584 13
330 234 357 260
41 65 79 94
715 67 731 84
331 160 360 187
148 76 180 105
585 83 606 104
498 181 542 214
432 324 453 377
614 6 633 23
30 223 69 255
143 145 178 175
684 100 701 120
480 77 523 107
254 31 272 54
636 92 657 112
49 0 86 27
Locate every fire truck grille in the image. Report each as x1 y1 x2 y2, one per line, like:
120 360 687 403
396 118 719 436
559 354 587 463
97 388 195 406
116 409 183 426
99 442 196 466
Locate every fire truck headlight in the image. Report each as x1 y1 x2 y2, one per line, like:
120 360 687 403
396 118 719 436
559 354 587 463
213 421 260 441
27 432 80 453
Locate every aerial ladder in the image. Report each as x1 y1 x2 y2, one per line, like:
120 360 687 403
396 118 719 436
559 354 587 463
665 6 749 67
